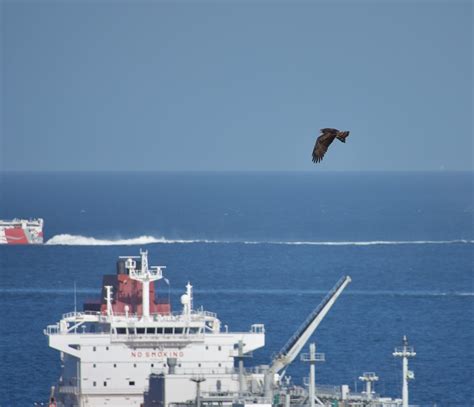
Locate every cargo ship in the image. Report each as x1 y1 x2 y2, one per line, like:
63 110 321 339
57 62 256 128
0 218 44 244
43 249 416 407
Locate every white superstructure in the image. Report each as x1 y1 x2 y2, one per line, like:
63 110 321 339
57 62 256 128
44 250 265 407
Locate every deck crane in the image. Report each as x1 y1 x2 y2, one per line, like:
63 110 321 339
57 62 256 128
264 275 352 398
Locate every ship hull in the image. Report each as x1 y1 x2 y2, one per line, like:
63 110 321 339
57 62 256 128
0 219 44 244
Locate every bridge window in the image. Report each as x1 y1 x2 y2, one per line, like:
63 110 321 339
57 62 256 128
146 327 155 334
129 381 135 386
164 327 173 334
116 328 126 335
137 328 145 334
251 324 265 333
157 327 164 334
175 328 183 334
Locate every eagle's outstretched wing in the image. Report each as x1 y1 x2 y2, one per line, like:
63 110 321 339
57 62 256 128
312 130 338 163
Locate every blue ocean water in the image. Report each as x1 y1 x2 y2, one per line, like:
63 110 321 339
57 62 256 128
0 172 472 407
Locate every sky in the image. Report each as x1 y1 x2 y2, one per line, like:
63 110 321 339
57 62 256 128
0 0 472 172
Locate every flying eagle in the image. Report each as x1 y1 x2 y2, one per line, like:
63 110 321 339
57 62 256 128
312 128 350 163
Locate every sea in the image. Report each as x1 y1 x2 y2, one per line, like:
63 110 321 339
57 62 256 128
0 171 472 407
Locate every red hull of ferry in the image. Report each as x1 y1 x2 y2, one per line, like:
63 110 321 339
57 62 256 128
4 228 30 244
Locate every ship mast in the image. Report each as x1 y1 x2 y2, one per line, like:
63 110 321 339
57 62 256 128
301 343 325 407
126 250 165 320
358 372 378 400
393 335 416 407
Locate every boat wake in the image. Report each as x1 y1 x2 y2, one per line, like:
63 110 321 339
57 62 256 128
45 234 215 246
45 234 474 246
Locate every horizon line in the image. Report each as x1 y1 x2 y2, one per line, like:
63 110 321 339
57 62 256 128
1 169 473 174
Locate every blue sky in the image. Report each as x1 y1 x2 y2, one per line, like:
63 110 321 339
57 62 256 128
1 0 472 171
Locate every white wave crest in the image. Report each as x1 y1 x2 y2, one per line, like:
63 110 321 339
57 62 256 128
45 234 211 246
45 234 473 246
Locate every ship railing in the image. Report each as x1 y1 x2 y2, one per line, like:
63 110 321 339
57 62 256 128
155 366 266 375
300 353 325 362
393 346 416 354
108 314 214 324
229 396 272 404
60 309 217 321
203 394 270 404
302 379 342 398
110 333 206 343
192 310 217 318
315 384 342 398
345 391 381 401
364 401 409 407
169 398 273 407
201 390 237 399
62 310 102 320
47 326 261 337
150 366 266 376
111 310 218 320
58 385 79 395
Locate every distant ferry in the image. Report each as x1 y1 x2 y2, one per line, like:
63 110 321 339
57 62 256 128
0 218 44 244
